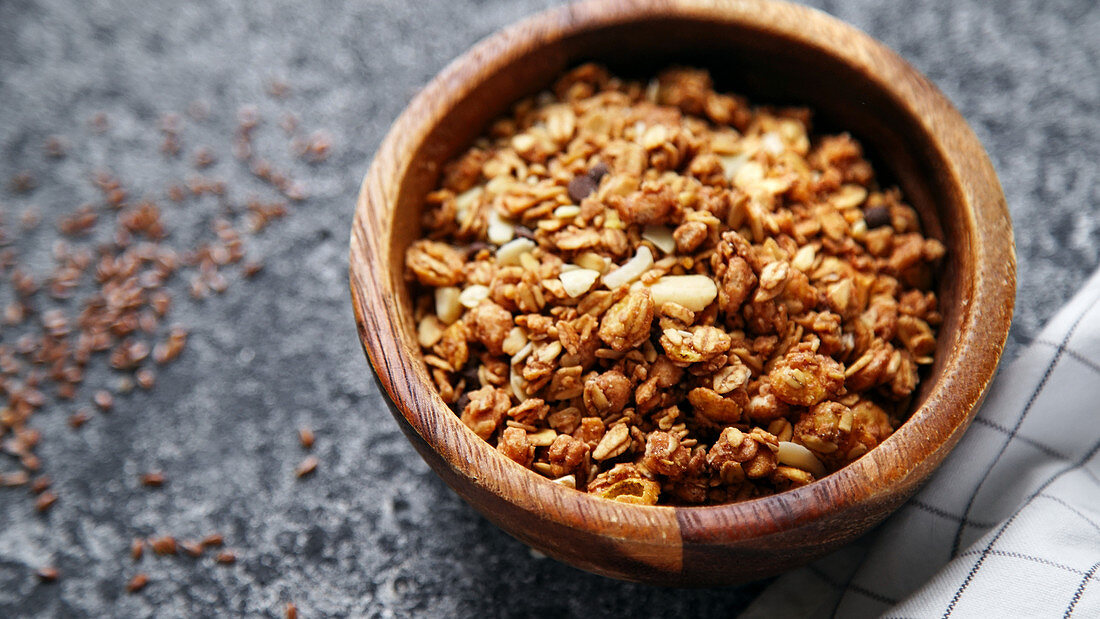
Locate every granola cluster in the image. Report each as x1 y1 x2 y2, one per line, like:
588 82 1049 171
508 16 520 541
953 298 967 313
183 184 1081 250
404 65 944 505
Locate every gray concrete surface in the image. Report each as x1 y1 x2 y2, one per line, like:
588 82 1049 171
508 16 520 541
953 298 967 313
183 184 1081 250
0 0 1097 616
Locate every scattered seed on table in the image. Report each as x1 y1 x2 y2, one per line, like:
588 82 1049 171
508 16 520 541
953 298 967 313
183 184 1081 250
35 491 57 513
68 411 90 429
298 427 314 449
181 541 204 557
126 573 149 593
136 369 156 390
131 538 145 561
295 455 318 478
215 551 236 565
30 476 51 494
202 533 224 548
140 472 165 488
93 390 113 411
284 602 298 619
150 536 177 555
36 567 59 582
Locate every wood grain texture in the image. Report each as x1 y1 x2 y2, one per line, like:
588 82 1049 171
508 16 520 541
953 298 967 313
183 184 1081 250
349 0 1015 585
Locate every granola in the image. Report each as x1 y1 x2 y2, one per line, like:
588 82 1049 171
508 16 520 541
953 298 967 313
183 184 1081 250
405 65 944 505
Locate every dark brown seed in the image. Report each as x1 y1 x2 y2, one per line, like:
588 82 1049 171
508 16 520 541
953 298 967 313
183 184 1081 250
150 536 177 555
140 472 165 488
285 602 298 619
588 162 611 182
513 225 536 241
136 369 156 390
1 471 30 486
193 147 216 169
31 476 51 494
295 455 318 478
181 541 204 557
242 261 264 278
11 171 36 193
214 551 236 565
126 573 149 593
131 538 145 560
298 428 315 449
93 390 113 411
69 411 90 429
44 136 68 158
201 533 224 548
36 567 59 582
23 453 42 472
35 491 57 513
863 204 892 229
567 174 598 203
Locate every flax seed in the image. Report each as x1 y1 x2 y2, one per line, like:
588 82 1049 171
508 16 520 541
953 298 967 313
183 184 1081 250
295 455 318 478
298 427 315 449
140 472 165 488
126 573 149 593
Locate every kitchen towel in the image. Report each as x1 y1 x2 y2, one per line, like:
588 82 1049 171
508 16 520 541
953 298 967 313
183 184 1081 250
744 267 1100 618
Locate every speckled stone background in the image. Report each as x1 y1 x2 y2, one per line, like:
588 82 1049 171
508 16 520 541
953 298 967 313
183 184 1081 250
0 0 1097 616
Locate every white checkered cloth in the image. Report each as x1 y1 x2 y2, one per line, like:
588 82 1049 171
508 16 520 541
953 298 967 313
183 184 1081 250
744 268 1100 618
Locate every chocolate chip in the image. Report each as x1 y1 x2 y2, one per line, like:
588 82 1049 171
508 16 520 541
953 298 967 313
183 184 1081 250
588 162 610 182
567 174 598 203
451 392 471 414
464 242 491 258
863 205 892 229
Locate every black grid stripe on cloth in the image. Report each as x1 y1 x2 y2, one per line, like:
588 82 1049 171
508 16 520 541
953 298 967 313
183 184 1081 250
1065 562 1100 618
1035 494 1100 536
950 291 1100 558
1036 340 1100 375
941 438 1100 617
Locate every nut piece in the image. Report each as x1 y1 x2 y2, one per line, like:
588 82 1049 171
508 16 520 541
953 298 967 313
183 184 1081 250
597 289 654 352
649 275 718 312
602 246 653 289
559 268 600 298
777 441 827 477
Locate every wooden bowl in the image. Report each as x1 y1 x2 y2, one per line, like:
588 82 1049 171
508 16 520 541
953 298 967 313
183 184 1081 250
349 0 1015 585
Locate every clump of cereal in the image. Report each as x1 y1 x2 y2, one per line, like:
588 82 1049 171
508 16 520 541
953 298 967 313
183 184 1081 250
404 64 944 505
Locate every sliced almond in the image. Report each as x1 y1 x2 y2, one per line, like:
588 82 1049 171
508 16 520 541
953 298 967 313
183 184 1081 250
777 441 827 477
559 268 600 298
641 225 676 254
497 238 536 266
487 210 514 245
602 246 653 289
434 287 462 324
417 316 445 348
648 274 718 312
458 285 490 308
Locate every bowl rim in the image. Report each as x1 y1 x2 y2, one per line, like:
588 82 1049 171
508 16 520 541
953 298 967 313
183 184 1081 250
349 0 1015 549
